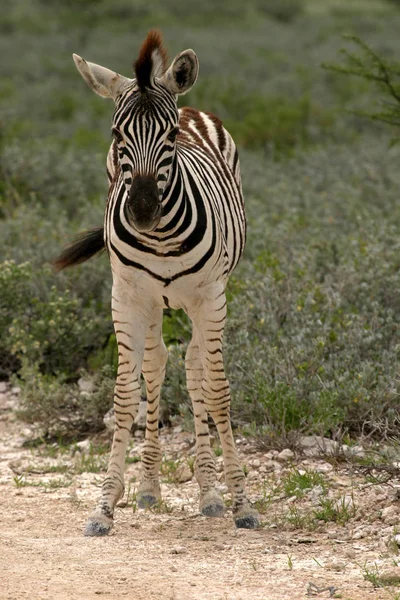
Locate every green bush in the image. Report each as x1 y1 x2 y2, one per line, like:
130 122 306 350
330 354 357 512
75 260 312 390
258 0 305 23
1 0 400 444
17 362 114 439
0 260 110 377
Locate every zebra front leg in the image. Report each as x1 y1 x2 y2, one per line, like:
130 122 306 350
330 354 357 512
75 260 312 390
84 294 150 536
138 309 167 508
193 290 259 529
186 332 225 517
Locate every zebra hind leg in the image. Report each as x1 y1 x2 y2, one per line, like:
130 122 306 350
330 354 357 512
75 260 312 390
137 310 167 509
186 332 225 518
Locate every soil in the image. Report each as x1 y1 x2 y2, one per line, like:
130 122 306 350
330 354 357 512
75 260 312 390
0 390 399 600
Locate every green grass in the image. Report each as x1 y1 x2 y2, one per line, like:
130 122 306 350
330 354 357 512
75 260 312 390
282 468 326 498
1 0 400 443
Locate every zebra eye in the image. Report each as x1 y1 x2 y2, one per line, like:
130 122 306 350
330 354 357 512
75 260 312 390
112 128 124 143
167 127 179 142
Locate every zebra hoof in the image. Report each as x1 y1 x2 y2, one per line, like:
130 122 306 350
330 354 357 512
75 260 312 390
84 518 113 537
199 491 225 518
234 508 260 530
137 493 159 509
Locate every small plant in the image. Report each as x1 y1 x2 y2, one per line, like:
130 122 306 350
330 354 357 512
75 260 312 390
282 468 326 498
13 474 25 488
125 455 141 464
314 495 356 526
254 479 277 514
287 554 294 570
214 445 223 457
285 505 315 531
360 561 384 588
150 500 174 515
160 458 180 483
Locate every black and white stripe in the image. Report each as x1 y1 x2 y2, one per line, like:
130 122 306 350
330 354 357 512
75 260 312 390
57 30 259 535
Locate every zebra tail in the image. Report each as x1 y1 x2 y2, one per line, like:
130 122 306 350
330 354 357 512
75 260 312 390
53 227 105 271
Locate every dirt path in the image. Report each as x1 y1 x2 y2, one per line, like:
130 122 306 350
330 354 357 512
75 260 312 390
0 395 398 600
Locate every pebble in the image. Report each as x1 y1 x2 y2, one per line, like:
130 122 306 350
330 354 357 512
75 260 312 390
0 382 8 393
278 449 294 462
379 569 400 585
175 463 193 483
334 494 355 512
103 408 115 433
313 462 334 474
251 458 261 468
11 386 21 395
298 435 338 456
381 505 399 525
264 460 280 471
134 400 147 429
77 378 95 395
324 560 346 571
170 546 187 554
75 439 91 455
307 485 324 504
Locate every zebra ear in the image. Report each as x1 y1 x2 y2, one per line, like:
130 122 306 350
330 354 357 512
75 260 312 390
160 50 199 96
73 54 131 100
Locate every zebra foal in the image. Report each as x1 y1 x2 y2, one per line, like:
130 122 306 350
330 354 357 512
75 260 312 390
56 30 259 534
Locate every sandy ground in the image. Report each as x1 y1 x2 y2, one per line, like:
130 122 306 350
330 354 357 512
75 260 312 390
0 396 398 600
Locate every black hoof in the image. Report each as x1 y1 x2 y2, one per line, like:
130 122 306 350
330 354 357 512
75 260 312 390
234 514 260 529
201 502 225 518
137 493 159 509
84 519 112 537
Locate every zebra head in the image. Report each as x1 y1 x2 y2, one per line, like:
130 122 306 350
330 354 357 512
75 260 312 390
73 30 199 232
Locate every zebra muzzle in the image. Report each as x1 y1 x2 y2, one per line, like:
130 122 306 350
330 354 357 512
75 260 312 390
125 175 162 232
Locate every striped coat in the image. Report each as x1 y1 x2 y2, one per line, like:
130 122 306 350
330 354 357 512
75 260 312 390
56 30 259 535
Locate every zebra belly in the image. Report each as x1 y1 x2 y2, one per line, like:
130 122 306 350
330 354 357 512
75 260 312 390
111 259 226 314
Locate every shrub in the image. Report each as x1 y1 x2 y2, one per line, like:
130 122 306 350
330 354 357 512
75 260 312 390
17 362 114 440
0 260 110 377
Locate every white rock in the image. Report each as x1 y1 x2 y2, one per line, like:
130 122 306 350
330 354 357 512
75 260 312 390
134 400 147 429
278 449 294 462
325 560 346 571
313 462 334 473
0 382 8 393
381 505 399 525
308 485 325 504
103 407 115 433
175 463 193 483
76 439 91 454
334 495 355 512
298 435 338 456
251 458 261 468
343 444 365 458
78 378 95 395
11 386 21 395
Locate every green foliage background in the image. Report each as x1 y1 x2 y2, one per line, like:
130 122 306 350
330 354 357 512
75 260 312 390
1 0 400 440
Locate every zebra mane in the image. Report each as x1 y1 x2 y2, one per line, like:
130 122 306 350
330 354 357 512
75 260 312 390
134 29 168 91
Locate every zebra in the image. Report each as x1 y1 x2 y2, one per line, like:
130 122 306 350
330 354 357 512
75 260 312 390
55 30 259 535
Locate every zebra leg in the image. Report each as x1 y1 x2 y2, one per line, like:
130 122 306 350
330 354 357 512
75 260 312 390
186 332 225 517
137 309 167 508
193 291 259 529
85 292 150 536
